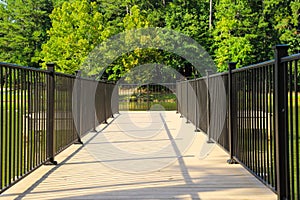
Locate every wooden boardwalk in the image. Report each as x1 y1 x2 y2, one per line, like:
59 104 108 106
0 111 276 199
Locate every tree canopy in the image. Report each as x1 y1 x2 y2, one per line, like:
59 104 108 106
0 0 299 79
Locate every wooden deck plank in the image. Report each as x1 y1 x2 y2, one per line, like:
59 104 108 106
0 111 276 199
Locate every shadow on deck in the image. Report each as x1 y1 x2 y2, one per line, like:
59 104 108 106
0 111 276 200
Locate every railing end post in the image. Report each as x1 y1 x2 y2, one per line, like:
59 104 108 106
74 139 83 145
75 70 83 144
207 139 214 144
46 63 56 165
227 158 238 164
274 44 290 200
228 62 237 71
205 69 213 75
228 62 237 162
75 70 82 77
273 44 289 52
206 69 212 142
45 158 58 165
46 62 56 72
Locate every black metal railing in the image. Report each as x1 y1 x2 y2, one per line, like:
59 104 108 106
281 53 300 200
176 45 300 199
176 72 229 150
231 60 277 189
0 62 118 193
54 72 77 154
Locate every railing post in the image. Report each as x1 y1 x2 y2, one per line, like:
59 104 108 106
93 110 97 132
147 84 150 111
116 83 120 114
180 81 184 118
274 44 289 200
176 81 179 114
46 63 57 165
206 70 213 143
92 81 97 132
227 62 238 164
74 70 83 144
104 84 108 124
194 77 200 132
186 80 190 123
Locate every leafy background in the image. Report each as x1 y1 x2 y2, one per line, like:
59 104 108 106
0 0 299 80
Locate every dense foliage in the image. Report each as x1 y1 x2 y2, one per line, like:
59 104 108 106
0 0 299 79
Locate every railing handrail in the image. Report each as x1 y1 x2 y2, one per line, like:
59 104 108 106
281 52 300 62
0 62 118 83
176 60 275 82
54 71 76 78
208 71 228 78
0 62 50 73
232 59 275 73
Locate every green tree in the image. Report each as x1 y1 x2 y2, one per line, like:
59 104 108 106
273 0 300 54
2 0 298 76
163 0 211 77
165 0 210 47
213 0 257 71
105 5 155 81
40 0 104 73
0 0 53 67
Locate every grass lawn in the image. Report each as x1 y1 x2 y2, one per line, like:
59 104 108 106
119 101 177 111
119 92 177 111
